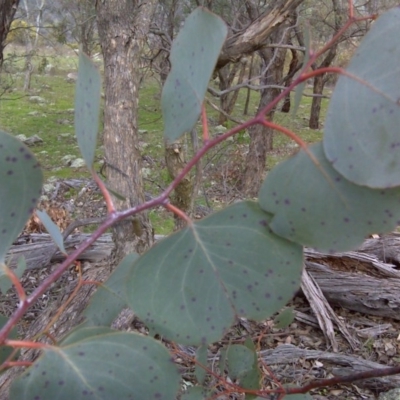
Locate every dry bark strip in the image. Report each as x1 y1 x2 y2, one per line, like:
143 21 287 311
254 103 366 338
7 232 400 319
260 344 400 393
300 269 360 352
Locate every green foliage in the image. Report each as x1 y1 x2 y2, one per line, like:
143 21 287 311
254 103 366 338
282 394 313 399
81 253 139 327
181 386 211 400
126 201 303 345
259 142 400 252
323 7 400 188
0 315 18 365
0 257 26 294
219 344 261 395
195 345 208 385
162 7 227 141
74 51 101 170
274 307 295 329
0 130 43 262
2 6 400 400
10 329 180 400
36 210 66 254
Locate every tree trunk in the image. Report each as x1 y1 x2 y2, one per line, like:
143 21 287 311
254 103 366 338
0 0 19 68
240 28 288 197
96 0 155 262
243 54 255 116
165 140 192 230
216 0 304 70
217 60 246 125
309 0 342 129
309 73 325 129
281 45 300 113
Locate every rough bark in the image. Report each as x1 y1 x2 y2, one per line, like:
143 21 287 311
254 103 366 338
216 0 304 70
243 54 255 115
0 0 19 68
96 0 156 262
217 59 247 125
281 45 300 113
240 28 288 197
260 344 400 393
165 140 193 230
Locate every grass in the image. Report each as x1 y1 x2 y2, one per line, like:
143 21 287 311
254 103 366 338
0 48 330 235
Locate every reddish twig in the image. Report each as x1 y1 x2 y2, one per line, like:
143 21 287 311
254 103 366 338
92 171 116 213
201 103 209 142
1 264 26 302
164 203 193 225
4 340 51 350
285 366 400 394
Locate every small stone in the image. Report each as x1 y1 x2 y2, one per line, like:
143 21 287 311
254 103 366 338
379 388 400 400
15 134 28 142
139 129 148 134
27 111 40 116
61 155 75 165
24 135 43 146
29 96 46 103
214 125 227 133
66 72 78 83
70 158 86 168
43 183 55 193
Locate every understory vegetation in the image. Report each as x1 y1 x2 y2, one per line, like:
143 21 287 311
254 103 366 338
0 46 326 235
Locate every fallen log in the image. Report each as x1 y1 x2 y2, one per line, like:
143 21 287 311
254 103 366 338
1 233 400 397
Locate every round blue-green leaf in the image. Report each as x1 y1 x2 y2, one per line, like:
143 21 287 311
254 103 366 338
74 51 101 170
0 131 43 262
0 314 19 365
36 210 66 254
82 253 139 328
162 7 227 142
10 329 180 400
181 386 211 400
259 142 400 253
323 7 400 188
219 344 261 392
127 201 303 346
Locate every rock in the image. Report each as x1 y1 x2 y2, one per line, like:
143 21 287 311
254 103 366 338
15 134 28 142
28 111 40 116
24 135 43 146
43 183 55 194
139 129 148 134
59 133 71 138
61 155 75 165
142 168 151 178
214 125 227 133
29 96 46 104
70 158 86 168
57 119 71 125
44 64 54 74
379 389 400 400
66 72 78 83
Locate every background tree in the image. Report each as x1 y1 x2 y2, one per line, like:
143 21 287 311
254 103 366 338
0 0 20 68
96 0 156 262
20 0 46 91
51 0 97 57
240 17 293 196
